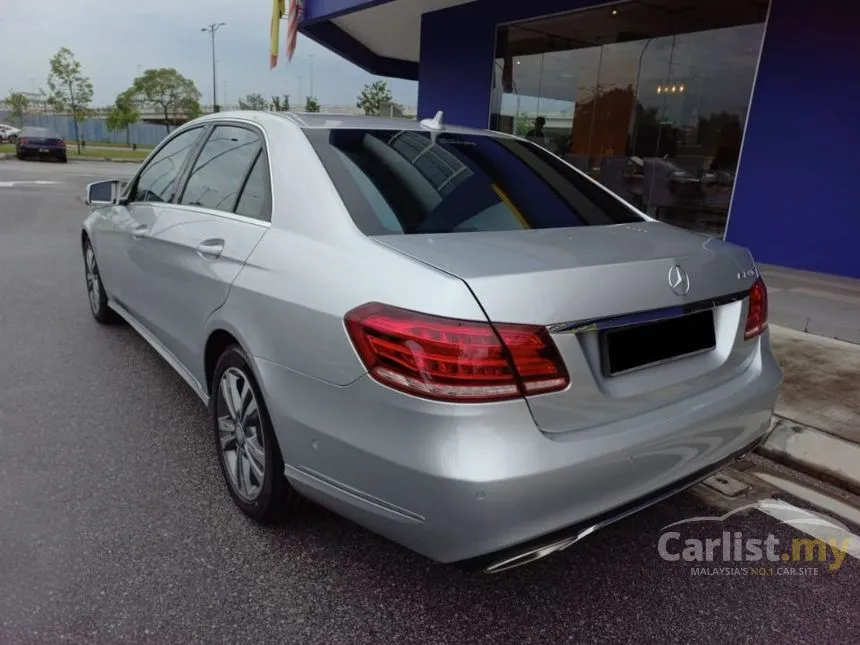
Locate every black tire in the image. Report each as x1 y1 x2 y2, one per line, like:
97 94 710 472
15 151 24 160
59 154 68 163
82 238 121 324
211 345 302 523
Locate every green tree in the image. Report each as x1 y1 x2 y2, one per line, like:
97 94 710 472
304 96 320 113
127 68 202 133
515 112 534 137
105 91 139 146
46 47 93 154
5 92 29 126
239 93 268 111
270 94 290 111
356 80 392 116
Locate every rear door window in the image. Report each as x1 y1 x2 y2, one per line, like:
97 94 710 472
305 129 642 236
179 125 263 214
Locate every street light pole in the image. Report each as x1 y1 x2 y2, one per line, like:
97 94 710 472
309 54 314 101
201 22 226 112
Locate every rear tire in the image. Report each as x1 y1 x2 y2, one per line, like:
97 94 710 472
211 345 303 523
59 154 68 163
83 239 121 325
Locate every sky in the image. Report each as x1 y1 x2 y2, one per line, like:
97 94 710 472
0 0 419 109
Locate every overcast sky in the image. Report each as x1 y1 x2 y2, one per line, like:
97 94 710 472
0 0 419 108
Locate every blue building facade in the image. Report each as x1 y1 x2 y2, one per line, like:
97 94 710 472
301 0 859 279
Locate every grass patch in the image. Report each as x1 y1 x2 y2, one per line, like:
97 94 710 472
0 143 149 160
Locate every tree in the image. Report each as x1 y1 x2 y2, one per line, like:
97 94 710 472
105 91 139 146
46 47 93 154
239 93 268 111
270 94 290 111
5 92 29 126
356 80 392 116
304 96 320 113
127 68 202 133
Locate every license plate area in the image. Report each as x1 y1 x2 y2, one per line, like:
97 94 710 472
601 309 716 377
39 148 49 153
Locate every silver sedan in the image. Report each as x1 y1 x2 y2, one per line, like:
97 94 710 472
81 111 782 573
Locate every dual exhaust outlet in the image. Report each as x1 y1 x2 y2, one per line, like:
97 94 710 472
482 524 602 574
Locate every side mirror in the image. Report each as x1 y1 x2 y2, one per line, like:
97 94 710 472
85 179 123 206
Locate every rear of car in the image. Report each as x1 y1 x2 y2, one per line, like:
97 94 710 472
259 123 783 570
16 127 67 162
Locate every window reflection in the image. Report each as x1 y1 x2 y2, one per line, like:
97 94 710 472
490 0 768 237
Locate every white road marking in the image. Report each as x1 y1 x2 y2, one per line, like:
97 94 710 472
753 471 860 560
0 180 64 187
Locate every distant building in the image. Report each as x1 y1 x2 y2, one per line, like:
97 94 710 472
0 91 51 114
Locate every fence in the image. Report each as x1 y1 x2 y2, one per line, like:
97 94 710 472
0 113 168 147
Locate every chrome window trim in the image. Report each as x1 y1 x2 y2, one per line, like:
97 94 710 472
166 202 272 228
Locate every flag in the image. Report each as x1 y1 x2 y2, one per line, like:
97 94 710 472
270 0 285 69
287 0 305 62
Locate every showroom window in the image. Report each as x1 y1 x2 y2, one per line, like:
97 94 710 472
490 0 769 237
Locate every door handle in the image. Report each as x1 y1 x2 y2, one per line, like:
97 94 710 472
130 224 149 239
196 238 224 259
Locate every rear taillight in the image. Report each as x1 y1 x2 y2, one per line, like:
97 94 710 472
744 277 768 340
18 137 28 145
345 303 569 403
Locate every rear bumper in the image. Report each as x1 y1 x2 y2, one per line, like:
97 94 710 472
18 145 65 157
252 337 782 565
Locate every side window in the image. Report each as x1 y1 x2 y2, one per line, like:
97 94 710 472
131 128 203 203
234 152 271 221
180 125 262 213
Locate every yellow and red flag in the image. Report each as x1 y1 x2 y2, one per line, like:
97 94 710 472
270 0 304 68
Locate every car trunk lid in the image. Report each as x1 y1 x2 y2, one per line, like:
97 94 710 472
374 223 761 433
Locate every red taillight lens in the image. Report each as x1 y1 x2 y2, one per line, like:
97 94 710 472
744 277 768 340
18 137 28 145
345 303 569 403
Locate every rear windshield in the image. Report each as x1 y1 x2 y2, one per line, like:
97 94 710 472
305 128 642 235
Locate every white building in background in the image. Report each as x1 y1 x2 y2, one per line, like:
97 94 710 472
0 90 51 115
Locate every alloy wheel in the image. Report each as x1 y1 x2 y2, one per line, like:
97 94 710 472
216 367 266 501
84 246 101 315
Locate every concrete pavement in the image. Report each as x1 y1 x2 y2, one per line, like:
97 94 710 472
760 325 860 494
761 264 860 344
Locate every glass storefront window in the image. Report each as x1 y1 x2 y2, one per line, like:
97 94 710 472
490 0 768 237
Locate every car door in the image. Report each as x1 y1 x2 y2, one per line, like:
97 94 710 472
130 122 271 385
95 126 207 318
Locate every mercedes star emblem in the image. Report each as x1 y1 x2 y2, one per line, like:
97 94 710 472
668 265 690 296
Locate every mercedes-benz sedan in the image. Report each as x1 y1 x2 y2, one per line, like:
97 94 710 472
81 111 782 573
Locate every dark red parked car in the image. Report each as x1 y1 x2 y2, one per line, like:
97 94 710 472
15 126 67 163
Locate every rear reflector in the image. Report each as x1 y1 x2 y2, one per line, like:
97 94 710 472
345 303 569 403
744 277 768 340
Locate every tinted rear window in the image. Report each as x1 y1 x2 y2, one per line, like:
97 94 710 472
305 129 641 235
21 127 57 137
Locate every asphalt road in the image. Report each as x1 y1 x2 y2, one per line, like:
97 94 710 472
1 158 859 645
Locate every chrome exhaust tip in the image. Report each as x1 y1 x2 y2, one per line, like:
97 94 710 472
482 524 601 574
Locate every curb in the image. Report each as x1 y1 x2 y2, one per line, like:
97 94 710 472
757 416 860 496
77 157 143 163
